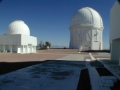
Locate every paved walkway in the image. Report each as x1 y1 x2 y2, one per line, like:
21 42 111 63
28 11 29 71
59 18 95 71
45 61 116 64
88 67 101 90
0 52 117 90
88 53 118 90
57 53 102 90
85 58 101 90
0 54 86 90
56 54 84 61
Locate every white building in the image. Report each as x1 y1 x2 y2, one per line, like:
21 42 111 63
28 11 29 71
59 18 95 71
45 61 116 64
69 7 104 51
0 20 37 54
110 0 120 64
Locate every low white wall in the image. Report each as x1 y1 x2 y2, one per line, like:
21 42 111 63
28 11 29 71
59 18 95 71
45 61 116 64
111 39 120 63
110 1 120 64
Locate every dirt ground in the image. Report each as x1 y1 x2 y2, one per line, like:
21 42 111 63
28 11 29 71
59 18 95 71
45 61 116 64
0 49 110 62
0 49 83 75
0 49 79 62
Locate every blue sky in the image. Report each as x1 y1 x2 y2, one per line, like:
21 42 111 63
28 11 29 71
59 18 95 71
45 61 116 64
0 0 116 49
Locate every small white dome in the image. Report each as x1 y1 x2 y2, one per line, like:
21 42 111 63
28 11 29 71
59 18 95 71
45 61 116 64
6 20 30 35
70 7 103 29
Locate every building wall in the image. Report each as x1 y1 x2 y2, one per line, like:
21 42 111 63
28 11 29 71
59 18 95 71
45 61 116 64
91 28 103 50
21 35 37 46
69 27 103 50
70 27 92 50
110 1 120 42
110 1 120 64
0 35 21 45
0 34 37 53
111 39 120 63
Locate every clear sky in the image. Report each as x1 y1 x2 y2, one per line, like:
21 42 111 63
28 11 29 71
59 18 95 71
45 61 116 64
0 0 116 49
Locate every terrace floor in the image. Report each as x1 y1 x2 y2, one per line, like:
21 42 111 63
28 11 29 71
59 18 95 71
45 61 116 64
0 49 119 90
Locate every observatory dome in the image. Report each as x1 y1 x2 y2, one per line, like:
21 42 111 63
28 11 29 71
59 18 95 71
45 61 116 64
6 20 30 35
70 7 103 29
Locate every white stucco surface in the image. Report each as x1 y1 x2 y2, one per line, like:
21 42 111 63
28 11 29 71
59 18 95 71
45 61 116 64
0 20 37 54
69 7 103 51
110 1 120 42
110 0 120 64
6 20 30 36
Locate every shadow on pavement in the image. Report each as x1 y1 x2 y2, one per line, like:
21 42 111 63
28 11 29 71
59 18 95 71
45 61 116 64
0 60 48 75
0 59 119 90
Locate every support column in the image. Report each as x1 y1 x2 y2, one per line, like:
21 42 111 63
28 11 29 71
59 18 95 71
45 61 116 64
24 45 27 53
17 45 20 53
34 46 36 53
30 45 32 53
31 46 33 53
23 45 24 53
3 45 5 52
101 30 103 50
0 45 1 52
21 45 24 54
26 45 28 53
10 45 12 53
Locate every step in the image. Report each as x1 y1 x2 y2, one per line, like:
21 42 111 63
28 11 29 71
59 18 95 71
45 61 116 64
101 76 117 82
101 79 114 87
101 86 111 90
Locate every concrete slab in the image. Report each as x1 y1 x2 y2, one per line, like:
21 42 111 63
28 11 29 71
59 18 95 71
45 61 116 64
101 87 111 90
56 54 84 61
101 79 114 87
89 53 96 60
0 60 85 90
88 67 101 90
97 58 120 80
0 50 118 90
101 76 117 82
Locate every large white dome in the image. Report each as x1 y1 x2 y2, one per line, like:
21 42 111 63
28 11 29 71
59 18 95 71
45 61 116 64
6 20 30 35
70 7 103 29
